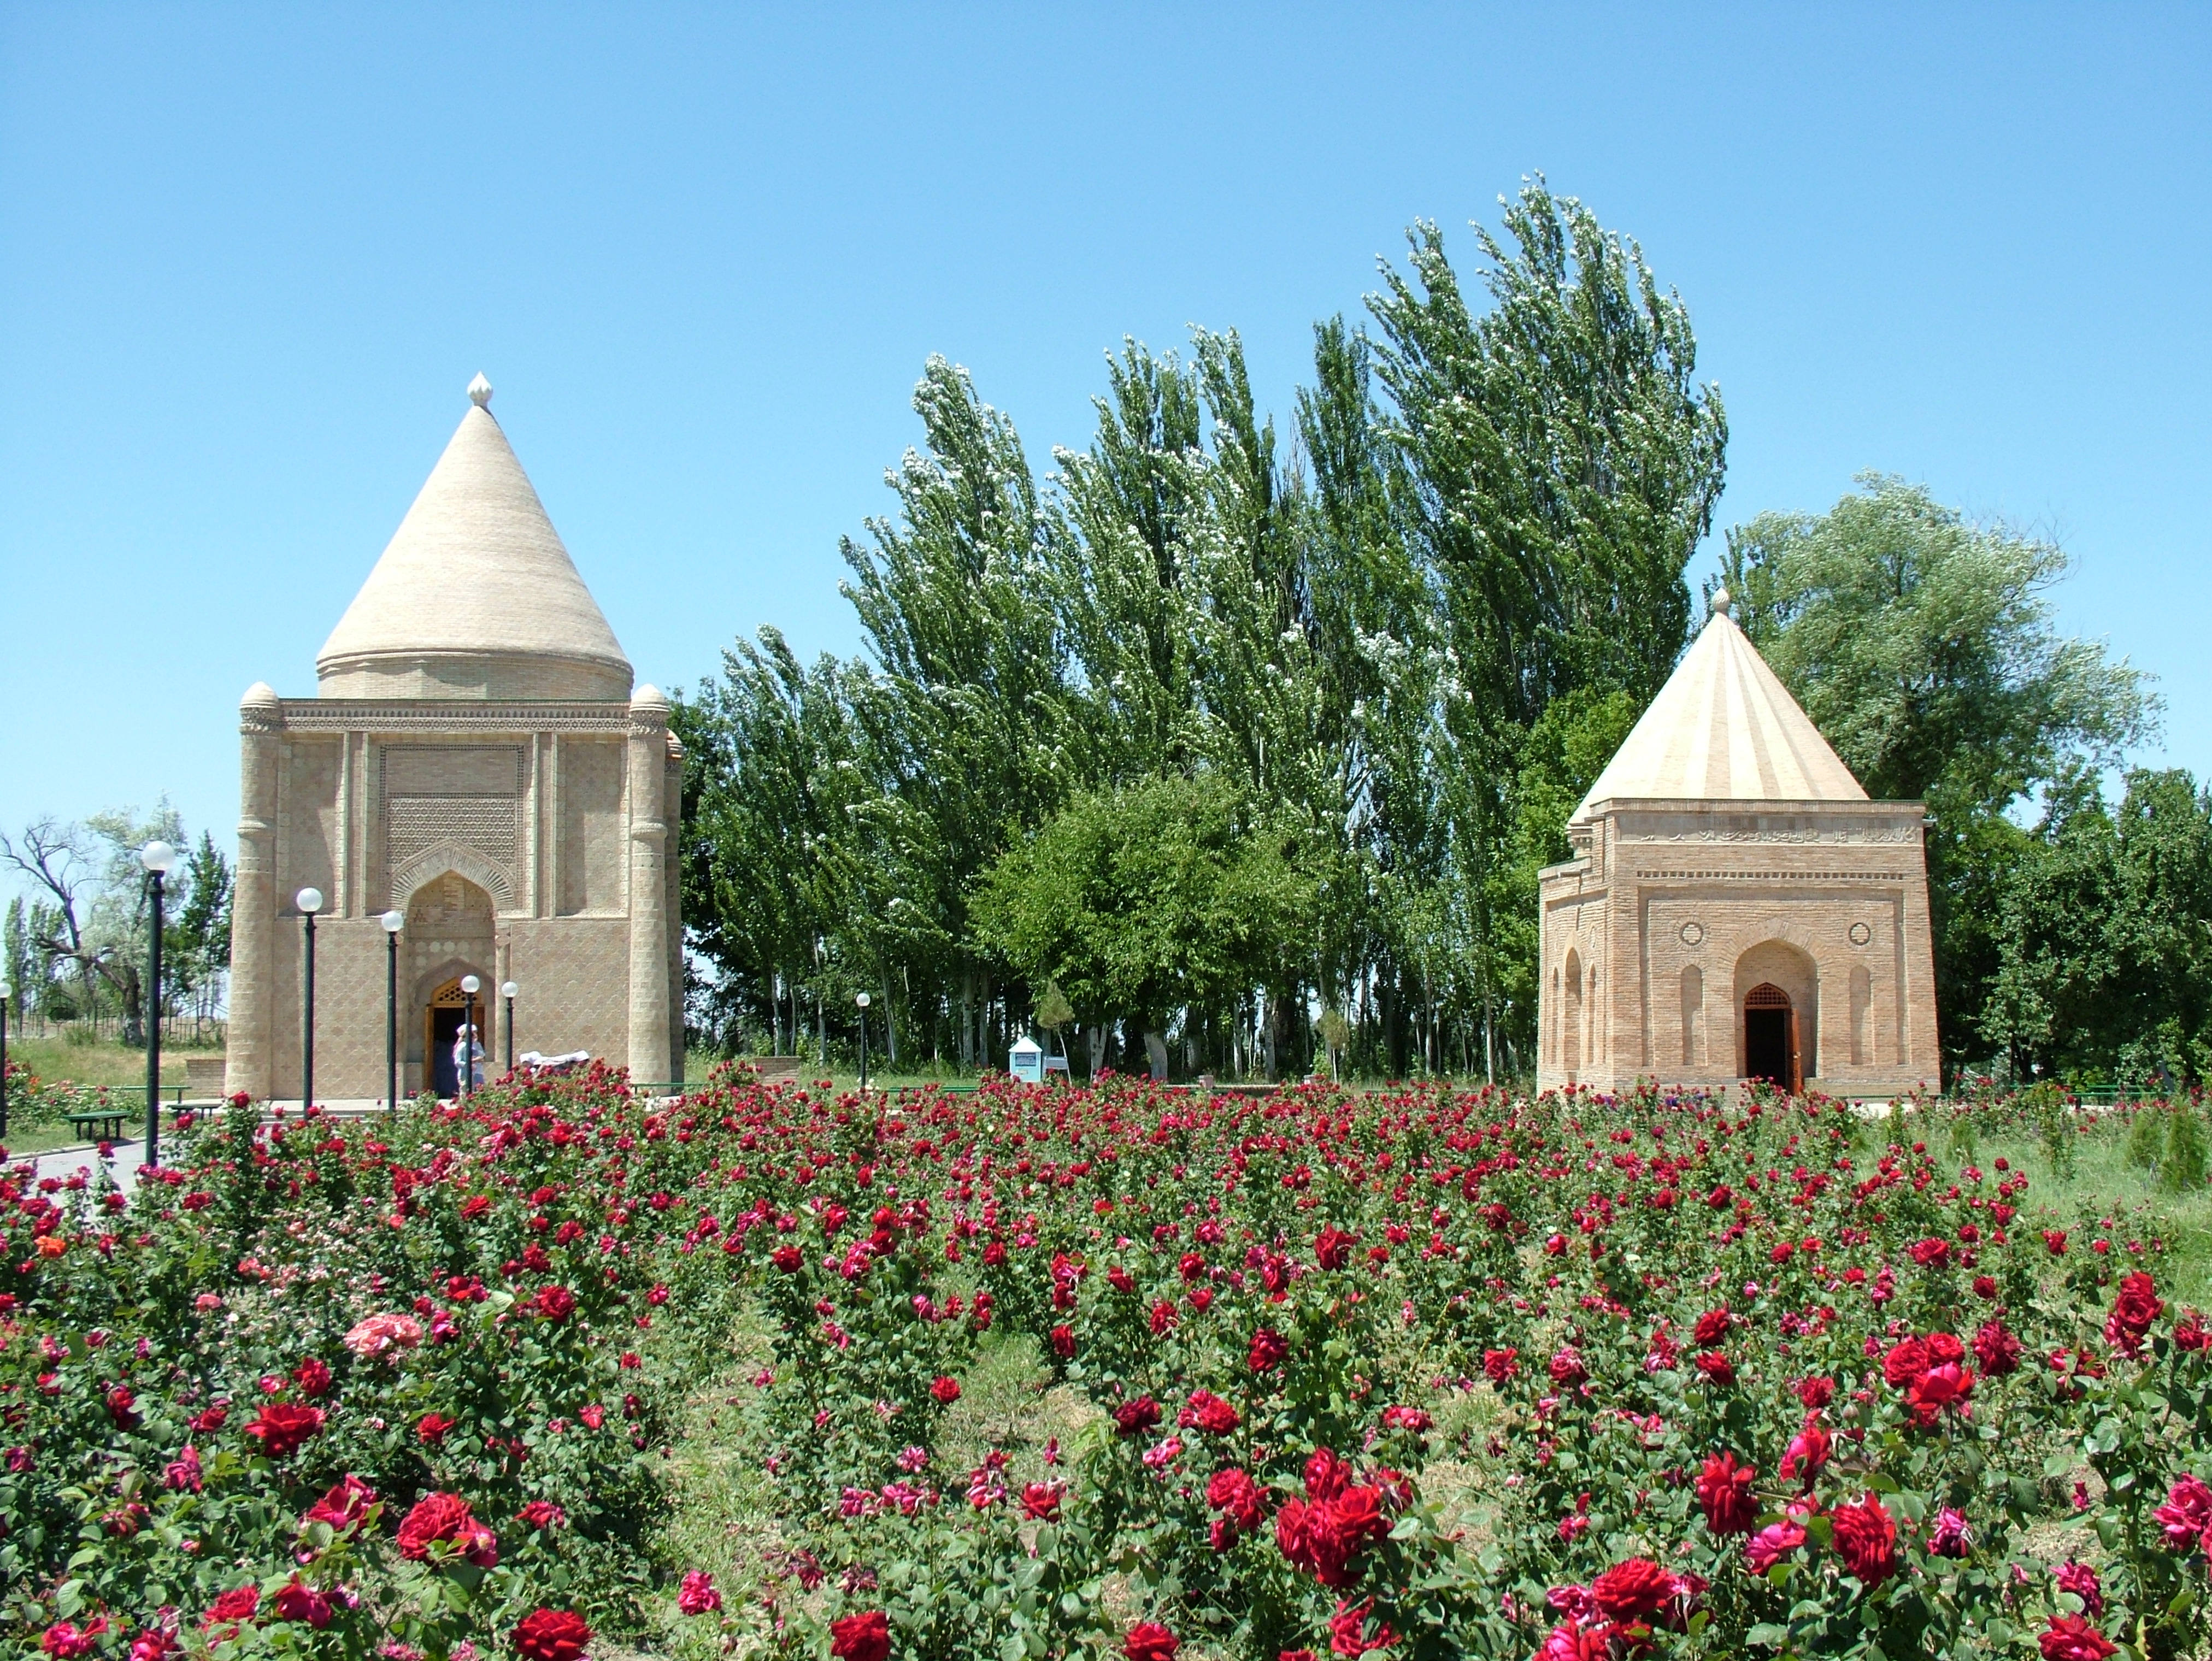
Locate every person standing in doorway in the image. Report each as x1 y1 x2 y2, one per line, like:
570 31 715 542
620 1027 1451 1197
452 1022 486 1095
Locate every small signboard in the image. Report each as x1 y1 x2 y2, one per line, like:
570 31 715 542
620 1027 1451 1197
1009 1034 1045 1084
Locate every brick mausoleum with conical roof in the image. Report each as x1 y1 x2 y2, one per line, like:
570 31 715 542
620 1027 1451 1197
225 377 683 1102
1536 590 1939 1098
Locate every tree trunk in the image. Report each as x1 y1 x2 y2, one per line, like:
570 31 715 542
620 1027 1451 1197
1143 1029 1170 1081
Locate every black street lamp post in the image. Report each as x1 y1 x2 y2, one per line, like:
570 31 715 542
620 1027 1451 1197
297 887 325 1109
502 981 518 1075
141 841 178 1166
381 909 404 1111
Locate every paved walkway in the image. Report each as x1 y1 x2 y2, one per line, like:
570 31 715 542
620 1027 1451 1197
25 1138 148 1192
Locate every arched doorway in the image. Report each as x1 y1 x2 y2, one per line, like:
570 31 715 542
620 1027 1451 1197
424 977 488 1097
1743 982 1798 1091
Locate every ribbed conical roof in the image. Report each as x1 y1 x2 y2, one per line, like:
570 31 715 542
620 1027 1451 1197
1573 593 1866 820
316 378 631 700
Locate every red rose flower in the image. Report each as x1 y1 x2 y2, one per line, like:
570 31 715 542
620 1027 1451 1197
1832 1493 1898 1586
677 1571 721 1615
2106 1271 2164 1356
396 1492 499 1567
1049 1324 1076 1358
1548 1350 1587 1388
829 1611 890 1661
1973 1318 2021 1376
2152 1475 2212 1548
1882 1336 1929 1388
42 1620 107 1658
1482 1347 1519 1383
1178 1390 1240 1435
1314 1228 1355 1270
2040 1615 2117 1661
1249 1328 1289 1373
1536 1619 1609 1661
533 1285 577 1322
1692 1307 1732 1345
1780 1423 1829 1486
514 1608 591 1661
302 1475 377 1529
417 1411 456 1446
202 1587 259 1633
1205 1466 1266 1532
1019 1480 1064 1521
1591 1558 1684 1628
929 1375 961 1404
1112 1396 1162 1436
1793 1376 1835 1409
244 1402 325 1458
272 1580 333 1629
1696 1451 1758 1535
1123 1621 1179 1661
293 1357 333 1398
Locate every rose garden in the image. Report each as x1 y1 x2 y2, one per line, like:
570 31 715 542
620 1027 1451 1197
3 1069 2209 1661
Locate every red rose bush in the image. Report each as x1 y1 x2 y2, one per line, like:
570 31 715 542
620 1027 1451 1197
0 1072 2208 1660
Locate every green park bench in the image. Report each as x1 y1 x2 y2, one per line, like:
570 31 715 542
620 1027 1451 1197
67 1108 130 1144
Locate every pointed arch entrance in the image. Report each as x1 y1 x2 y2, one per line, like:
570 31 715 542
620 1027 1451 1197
404 871 495 1097
1743 982 1799 1092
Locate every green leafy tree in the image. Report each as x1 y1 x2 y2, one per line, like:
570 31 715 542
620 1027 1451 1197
1982 768 2212 1085
1721 474 2158 1073
173 830 233 1035
970 775 1318 1079
3 896 29 1025
681 189 1725 1085
1364 178 1727 1072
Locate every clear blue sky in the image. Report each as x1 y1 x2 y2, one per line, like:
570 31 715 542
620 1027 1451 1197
4 4 2208 864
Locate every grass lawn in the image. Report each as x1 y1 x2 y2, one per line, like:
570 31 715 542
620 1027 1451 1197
6 1030 218 1088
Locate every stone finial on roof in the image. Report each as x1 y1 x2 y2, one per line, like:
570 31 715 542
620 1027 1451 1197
1710 586 1731 617
468 372 493 409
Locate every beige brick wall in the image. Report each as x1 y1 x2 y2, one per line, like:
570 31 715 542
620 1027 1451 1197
232 700 679 1101
1539 800 1940 1098
558 738 626 915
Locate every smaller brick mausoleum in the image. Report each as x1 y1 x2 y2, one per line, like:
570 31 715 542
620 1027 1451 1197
1537 590 1939 1098
225 376 682 1103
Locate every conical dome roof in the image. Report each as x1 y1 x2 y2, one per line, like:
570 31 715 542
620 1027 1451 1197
1573 592 1865 820
317 378 632 701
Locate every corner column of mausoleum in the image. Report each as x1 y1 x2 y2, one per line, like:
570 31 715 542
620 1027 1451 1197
625 687 673 1087
226 685 285 1100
